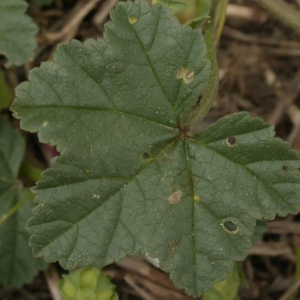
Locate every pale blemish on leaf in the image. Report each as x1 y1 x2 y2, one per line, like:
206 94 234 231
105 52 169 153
129 16 137 24
176 67 194 83
42 121 48 127
184 70 195 83
176 67 185 79
168 190 182 204
194 195 200 202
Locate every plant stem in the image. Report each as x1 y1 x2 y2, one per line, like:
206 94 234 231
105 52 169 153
288 246 300 300
20 160 42 182
215 0 229 44
0 191 34 226
255 0 300 34
183 18 218 132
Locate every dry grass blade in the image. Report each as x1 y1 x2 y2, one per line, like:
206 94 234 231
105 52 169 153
249 242 295 261
44 265 61 300
279 277 300 300
46 0 101 44
93 0 119 27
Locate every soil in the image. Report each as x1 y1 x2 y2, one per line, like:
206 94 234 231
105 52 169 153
1 0 300 299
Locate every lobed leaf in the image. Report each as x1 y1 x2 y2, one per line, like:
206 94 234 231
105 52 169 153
11 0 300 296
0 117 47 287
0 0 38 67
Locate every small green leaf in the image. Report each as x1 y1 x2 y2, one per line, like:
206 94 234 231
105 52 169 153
0 117 47 287
11 0 300 297
152 0 188 14
0 0 38 67
196 0 213 20
153 0 212 27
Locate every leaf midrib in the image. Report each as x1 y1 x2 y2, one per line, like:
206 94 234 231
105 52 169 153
17 104 177 130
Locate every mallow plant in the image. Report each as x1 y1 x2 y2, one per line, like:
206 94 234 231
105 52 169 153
1 0 300 298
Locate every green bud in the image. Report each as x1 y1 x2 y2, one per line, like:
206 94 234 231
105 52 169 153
58 267 118 300
79 268 99 290
61 280 76 298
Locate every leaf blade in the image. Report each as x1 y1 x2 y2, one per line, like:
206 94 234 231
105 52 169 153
0 0 38 67
0 118 46 288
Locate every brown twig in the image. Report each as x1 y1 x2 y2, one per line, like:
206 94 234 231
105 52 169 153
249 242 295 261
124 274 155 300
268 221 300 235
268 69 300 125
44 265 61 300
226 4 268 23
223 26 300 48
45 0 101 44
279 276 300 300
93 0 119 27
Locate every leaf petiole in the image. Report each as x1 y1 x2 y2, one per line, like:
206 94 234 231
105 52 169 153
214 0 229 44
0 190 34 226
183 16 218 133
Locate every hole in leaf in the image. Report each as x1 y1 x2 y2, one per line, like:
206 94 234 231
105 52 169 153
140 151 152 163
221 220 239 234
168 190 182 204
282 166 288 171
129 16 137 24
227 136 236 147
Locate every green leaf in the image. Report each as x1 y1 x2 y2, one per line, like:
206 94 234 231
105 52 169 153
0 117 47 287
10 0 300 297
0 0 38 67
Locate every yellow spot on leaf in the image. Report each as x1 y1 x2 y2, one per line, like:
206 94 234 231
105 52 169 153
194 195 200 202
129 17 137 24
